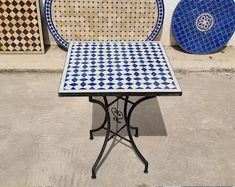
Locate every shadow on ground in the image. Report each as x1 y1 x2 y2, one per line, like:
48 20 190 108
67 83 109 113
91 97 167 137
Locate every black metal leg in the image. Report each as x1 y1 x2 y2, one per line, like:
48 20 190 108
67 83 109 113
89 97 109 140
89 96 155 178
124 97 138 137
89 118 107 140
124 96 155 173
130 126 139 137
89 97 111 179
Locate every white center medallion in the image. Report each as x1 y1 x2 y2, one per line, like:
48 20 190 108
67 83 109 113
196 13 214 32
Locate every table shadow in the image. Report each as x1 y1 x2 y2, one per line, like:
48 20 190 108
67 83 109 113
91 96 167 137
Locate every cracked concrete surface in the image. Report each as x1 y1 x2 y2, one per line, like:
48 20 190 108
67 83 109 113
0 72 234 187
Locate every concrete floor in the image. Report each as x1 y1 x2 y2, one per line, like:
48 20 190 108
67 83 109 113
0 72 234 187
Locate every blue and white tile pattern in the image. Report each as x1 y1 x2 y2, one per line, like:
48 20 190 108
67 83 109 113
172 0 235 54
59 42 181 96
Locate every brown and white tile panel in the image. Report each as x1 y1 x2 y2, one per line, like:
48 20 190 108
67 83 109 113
0 0 44 53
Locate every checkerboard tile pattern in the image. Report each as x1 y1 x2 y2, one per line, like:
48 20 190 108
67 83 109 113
172 0 235 54
59 41 181 96
0 0 44 53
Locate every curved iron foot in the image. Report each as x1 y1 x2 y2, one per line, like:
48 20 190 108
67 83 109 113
124 96 155 173
89 97 111 179
89 97 109 140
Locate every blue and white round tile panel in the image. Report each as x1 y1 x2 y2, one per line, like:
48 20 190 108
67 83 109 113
172 0 235 54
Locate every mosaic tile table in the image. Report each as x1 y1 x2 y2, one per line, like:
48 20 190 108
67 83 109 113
59 41 182 178
0 0 44 53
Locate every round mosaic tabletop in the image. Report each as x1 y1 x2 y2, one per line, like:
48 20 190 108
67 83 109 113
45 0 164 50
172 0 235 54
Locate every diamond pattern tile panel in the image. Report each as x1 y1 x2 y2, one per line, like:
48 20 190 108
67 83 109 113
59 41 181 96
0 0 44 53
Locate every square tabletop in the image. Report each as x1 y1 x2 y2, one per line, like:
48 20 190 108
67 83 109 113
59 41 182 96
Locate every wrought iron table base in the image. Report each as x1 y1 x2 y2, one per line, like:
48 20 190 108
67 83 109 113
89 96 155 179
